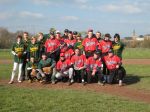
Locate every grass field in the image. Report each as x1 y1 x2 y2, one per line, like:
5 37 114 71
0 86 150 112
1 48 150 59
0 48 150 112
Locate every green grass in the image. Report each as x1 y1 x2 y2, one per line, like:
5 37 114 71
0 86 150 112
0 49 12 59
124 65 150 90
1 48 150 59
123 48 150 59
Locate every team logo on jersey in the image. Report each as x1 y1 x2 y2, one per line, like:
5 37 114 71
15 47 24 52
106 60 117 65
85 41 95 47
48 42 56 47
102 44 111 50
30 47 38 52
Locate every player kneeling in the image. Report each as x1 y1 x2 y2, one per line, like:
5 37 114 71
71 48 86 85
86 51 105 85
104 49 126 86
54 53 74 86
26 56 39 83
37 53 56 84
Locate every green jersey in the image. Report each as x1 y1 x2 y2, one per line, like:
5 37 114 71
38 58 56 69
112 41 125 58
74 41 84 51
11 42 26 63
27 43 40 61
27 61 38 69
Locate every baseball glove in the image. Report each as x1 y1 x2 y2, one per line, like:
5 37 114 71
31 69 37 77
17 52 23 58
42 67 52 74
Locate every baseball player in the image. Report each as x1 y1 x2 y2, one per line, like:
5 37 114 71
96 31 102 42
27 36 40 62
9 35 26 84
26 56 38 83
74 33 84 51
21 32 30 81
64 31 76 49
71 48 86 85
86 51 104 85
72 31 78 40
82 29 98 58
62 29 69 39
54 53 74 85
37 53 56 83
112 33 125 59
103 49 125 86
97 33 112 75
44 32 60 62
61 44 74 60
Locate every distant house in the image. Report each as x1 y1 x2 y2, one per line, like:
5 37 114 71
144 34 150 40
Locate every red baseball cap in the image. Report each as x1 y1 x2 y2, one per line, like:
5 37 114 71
88 29 93 32
60 53 65 57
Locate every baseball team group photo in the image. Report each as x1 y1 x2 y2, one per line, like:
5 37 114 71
0 0 150 112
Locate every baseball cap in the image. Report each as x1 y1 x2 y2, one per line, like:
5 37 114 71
73 31 78 35
64 29 69 33
60 53 65 57
88 29 93 32
56 30 60 34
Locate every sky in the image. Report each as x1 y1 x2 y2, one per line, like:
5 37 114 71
0 0 150 37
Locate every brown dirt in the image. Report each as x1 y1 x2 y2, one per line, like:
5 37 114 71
1 59 150 65
123 59 150 65
0 80 150 104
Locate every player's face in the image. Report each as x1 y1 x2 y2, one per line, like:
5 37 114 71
114 37 119 42
93 54 98 59
31 38 36 44
38 34 43 40
68 33 72 39
30 58 34 63
75 49 80 55
88 32 93 38
23 33 28 39
42 55 47 60
108 53 113 57
105 37 109 41
56 34 60 39
96 33 101 39
50 35 55 39
77 36 81 40
17 38 21 43
60 56 65 61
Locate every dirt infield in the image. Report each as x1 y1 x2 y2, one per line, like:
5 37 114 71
0 80 150 104
1 59 150 65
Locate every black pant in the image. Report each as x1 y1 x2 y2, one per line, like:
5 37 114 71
85 51 95 59
87 70 103 83
107 67 126 84
47 52 58 62
27 70 32 80
74 69 85 82
21 56 27 80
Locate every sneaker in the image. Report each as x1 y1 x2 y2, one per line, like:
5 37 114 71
82 79 86 85
98 81 104 86
8 81 13 84
18 80 22 83
28 80 32 83
51 81 56 85
119 80 123 86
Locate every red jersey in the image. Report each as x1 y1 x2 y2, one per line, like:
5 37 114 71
61 47 74 59
56 59 71 71
45 38 60 53
98 40 112 53
104 55 121 70
64 39 76 46
71 54 86 68
82 37 98 51
86 57 103 72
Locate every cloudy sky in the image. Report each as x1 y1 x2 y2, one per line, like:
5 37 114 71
0 0 150 37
